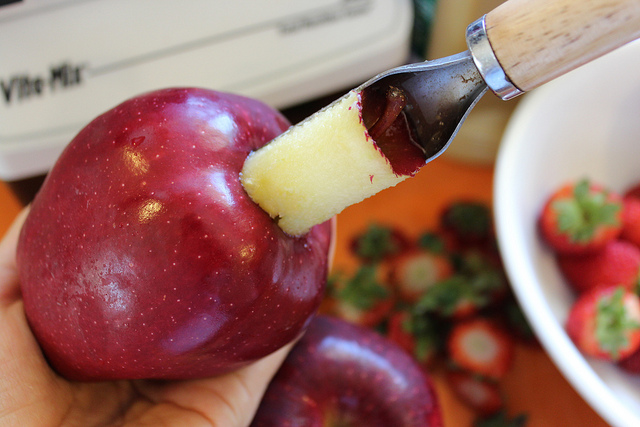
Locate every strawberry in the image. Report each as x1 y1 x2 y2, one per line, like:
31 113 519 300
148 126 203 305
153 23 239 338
539 179 623 254
446 369 503 416
387 309 441 366
326 265 394 328
618 346 640 374
447 318 514 379
349 223 410 263
565 286 640 361
558 239 640 294
387 248 455 303
624 182 640 200
621 196 640 248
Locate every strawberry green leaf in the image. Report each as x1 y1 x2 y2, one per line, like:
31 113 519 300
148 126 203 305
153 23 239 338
352 224 403 262
459 252 507 294
553 179 621 243
442 201 492 242
417 231 447 254
401 312 441 361
474 411 529 427
336 265 390 310
503 299 535 341
596 287 640 359
414 275 478 316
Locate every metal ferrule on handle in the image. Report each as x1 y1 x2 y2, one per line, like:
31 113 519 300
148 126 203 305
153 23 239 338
466 16 523 100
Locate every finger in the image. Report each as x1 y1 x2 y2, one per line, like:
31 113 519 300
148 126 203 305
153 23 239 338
129 341 295 427
0 208 29 306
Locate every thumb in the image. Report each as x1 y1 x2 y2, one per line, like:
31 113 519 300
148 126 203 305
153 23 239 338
129 340 295 427
0 208 29 306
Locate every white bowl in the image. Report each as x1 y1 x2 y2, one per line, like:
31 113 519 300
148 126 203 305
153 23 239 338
494 39 640 427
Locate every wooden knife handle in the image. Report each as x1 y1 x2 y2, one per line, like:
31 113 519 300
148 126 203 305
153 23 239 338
485 0 640 92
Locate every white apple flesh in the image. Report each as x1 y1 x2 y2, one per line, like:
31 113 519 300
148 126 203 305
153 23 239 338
241 89 426 236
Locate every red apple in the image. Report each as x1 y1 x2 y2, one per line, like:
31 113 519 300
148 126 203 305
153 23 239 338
16 88 333 380
251 315 443 426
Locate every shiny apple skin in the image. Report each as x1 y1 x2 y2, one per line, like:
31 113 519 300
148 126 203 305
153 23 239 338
16 88 333 381
251 315 443 427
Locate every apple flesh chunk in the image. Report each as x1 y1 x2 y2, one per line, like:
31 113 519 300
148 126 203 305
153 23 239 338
241 89 425 236
17 88 333 381
250 315 443 426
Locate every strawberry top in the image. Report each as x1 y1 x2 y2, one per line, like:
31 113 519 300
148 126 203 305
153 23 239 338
566 286 640 361
595 289 640 358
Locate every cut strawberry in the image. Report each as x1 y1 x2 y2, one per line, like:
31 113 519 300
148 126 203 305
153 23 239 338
621 196 640 248
447 318 514 379
326 265 394 328
387 249 455 303
387 309 442 366
558 239 640 294
539 179 623 254
446 369 503 416
349 223 410 263
565 285 640 361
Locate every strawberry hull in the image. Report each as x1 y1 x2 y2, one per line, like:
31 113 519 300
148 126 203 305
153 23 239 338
565 286 640 361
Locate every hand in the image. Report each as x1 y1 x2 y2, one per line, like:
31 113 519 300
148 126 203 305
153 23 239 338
0 209 291 427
